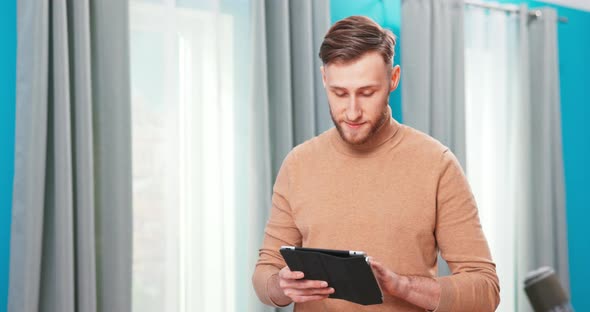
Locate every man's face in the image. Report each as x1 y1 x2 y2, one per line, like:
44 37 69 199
321 51 400 145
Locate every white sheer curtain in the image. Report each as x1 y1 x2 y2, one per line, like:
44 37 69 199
464 4 524 312
129 0 269 311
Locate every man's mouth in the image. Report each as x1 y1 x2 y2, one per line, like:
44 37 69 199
345 122 365 129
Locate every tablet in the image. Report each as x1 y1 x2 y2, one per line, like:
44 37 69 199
281 246 367 257
279 246 383 305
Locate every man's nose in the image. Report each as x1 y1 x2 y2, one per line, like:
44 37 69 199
346 97 362 121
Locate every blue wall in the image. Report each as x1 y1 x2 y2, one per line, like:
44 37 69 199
0 0 16 311
332 1 590 310
330 0 403 122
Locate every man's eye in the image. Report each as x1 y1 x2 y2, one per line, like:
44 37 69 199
362 92 375 97
335 93 348 97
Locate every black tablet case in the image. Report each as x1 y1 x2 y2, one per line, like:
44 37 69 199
279 248 383 305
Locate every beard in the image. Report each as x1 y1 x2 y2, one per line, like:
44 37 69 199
330 104 390 145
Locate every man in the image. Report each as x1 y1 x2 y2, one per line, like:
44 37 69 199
252 16 500 312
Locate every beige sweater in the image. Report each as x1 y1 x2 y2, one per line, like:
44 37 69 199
252 116 500 311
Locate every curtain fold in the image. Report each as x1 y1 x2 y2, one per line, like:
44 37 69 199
69 0 98 309
9 1 132 311
91 1 133 311
401 0 465 167
526 5 570 308
248 1 273 310
515 5 535 311
264 0 331 179
10 1 49 311
516 6 569 311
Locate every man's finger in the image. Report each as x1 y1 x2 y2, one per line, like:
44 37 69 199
291 295 330 303
285 287 335 297
281 279 328 290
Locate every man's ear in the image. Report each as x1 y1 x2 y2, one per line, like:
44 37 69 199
320 65 326 88
390 65 401 92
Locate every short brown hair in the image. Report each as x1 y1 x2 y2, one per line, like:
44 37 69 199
319 16 396 66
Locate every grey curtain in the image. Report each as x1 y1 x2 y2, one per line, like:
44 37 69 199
400 0 466 167
9 1 132 312
264 0 332 179
519 5 570 311
515 5 570 311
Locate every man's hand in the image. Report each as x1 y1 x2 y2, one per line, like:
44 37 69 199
277 266 334 303
369 258 441 311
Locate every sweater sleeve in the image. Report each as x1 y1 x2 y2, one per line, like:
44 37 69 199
252 153 302 307
433 150 500 312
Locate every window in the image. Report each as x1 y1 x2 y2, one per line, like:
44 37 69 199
130 1 240 311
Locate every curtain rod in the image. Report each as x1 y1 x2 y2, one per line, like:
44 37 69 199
463 0 569 24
